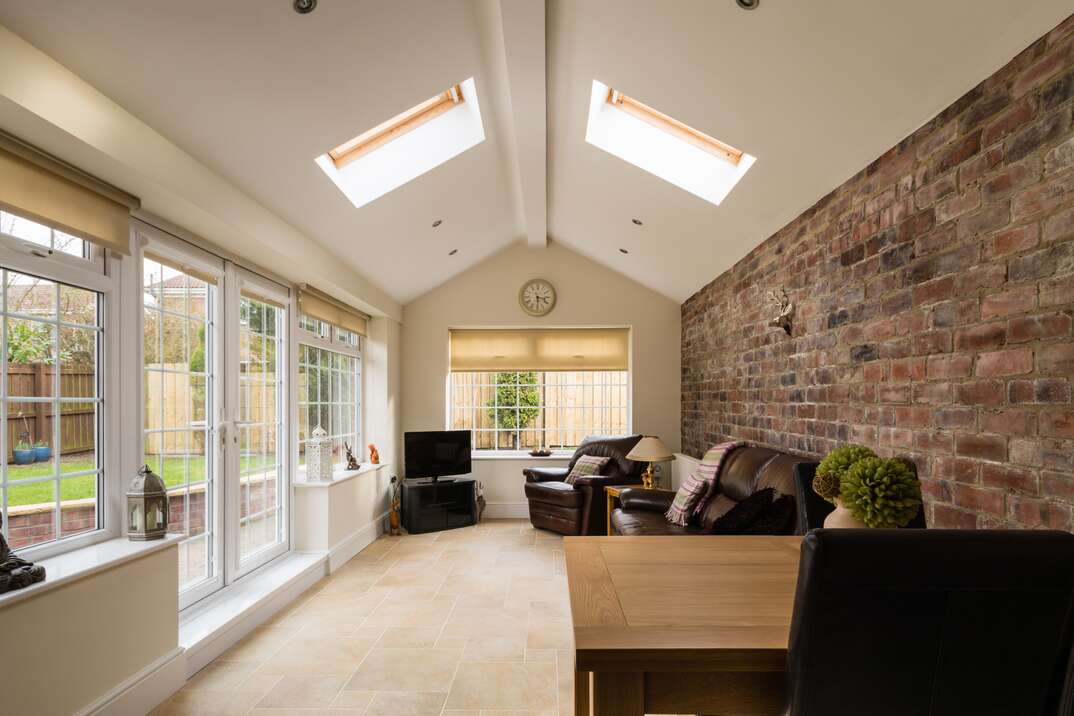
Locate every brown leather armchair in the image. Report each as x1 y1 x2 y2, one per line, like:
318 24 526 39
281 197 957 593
523 434 644 535
610 445 816 536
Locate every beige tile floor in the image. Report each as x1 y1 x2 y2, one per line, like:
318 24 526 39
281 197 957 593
152 519 575 716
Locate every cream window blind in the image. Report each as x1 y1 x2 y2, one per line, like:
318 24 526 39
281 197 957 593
297 285 369 337
0 134 138 255
449 328 630 372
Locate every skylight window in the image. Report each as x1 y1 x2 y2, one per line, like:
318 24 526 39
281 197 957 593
316 78 484 208
585 80 755 206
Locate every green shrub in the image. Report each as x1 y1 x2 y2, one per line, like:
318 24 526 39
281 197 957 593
840 457 922 528
813 444 876 503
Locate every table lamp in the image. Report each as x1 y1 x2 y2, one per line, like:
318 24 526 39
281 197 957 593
626 436 675 489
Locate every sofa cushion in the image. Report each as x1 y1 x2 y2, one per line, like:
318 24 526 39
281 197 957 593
709 488 775 534
565 455 610 485
699 493 740 532
756 452 800 497
666 441 746 526
524 480 584 508
719 447 781 501
612 508 704 536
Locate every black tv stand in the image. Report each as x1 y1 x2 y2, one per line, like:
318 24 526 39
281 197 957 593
400 477 476 534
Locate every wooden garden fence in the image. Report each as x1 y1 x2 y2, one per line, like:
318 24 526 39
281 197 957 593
6 363 95 461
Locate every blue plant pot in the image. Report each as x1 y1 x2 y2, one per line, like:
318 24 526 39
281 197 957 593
34 446 51 462
13 449 35 465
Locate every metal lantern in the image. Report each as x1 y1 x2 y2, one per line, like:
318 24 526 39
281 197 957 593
307 425 333 482
127 464 169 541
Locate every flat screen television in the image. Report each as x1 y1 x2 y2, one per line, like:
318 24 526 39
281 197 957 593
404 430 472 481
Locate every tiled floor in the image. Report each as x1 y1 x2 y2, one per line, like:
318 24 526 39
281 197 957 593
153 519 574 715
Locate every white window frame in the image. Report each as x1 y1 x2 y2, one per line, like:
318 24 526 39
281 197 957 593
137 223 226 609
296 316 363 475
227 267 291 579
0 223 122 561
447 369 632 458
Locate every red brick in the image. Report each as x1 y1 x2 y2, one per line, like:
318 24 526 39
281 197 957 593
955 433 1007 462
914 381 954 405
913 330 952 355
1043 471 1074 500
1010 438 1043 467
926 354 972 379
975 347 1034 377
980 409 1037 436
894 405 931 428
891 357 926 382
956 380 1006 406
985 224 1039 258
1041 411 1074 439
980 286 1037 320
1008 495 1073 530
955 323 1006 351
1007 313 1072 342
914 430 953 453
1040 276 1074 307
912 276 955 307
954 483 1006 515
1043 205 1074 244
935 456 979 482
934 406 977 429
932 504 979 529
1038 343 1074 373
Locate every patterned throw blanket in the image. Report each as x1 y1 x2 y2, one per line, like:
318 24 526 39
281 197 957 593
665 441 748 526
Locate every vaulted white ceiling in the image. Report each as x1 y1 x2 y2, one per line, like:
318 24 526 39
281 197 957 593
0 0 1070 306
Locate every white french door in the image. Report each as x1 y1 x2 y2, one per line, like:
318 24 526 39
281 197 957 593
224 267 289 578
140 226 290 608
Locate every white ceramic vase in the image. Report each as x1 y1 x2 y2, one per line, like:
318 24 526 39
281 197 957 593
824 498 867 528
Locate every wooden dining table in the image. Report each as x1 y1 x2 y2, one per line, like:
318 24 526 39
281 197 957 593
565 535 803 716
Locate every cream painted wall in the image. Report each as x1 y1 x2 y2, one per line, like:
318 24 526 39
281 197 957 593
0 546 179 716
401 240 680 511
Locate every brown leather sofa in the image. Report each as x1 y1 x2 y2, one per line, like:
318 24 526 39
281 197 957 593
610 445 816 536
523 434 644 535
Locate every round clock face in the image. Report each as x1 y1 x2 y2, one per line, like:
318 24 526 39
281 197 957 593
519 279 556 316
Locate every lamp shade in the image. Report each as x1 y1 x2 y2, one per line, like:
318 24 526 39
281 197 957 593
626 436 675 462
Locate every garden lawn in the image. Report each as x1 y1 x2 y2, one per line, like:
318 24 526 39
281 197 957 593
6 455 274 506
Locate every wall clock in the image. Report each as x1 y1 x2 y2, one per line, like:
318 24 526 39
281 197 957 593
519 278 556 317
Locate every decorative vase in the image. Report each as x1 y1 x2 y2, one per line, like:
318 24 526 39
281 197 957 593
824 498 867 528
34 446 51 462
13 448 35 465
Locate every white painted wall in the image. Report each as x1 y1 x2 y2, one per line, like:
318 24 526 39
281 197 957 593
0 546 180 715
401 240 681 514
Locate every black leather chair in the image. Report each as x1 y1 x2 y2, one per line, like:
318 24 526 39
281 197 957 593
786 529 1074 716
793 462 927 530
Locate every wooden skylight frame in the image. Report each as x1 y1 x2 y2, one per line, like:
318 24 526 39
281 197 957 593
328 84 465 169
606 88 743 166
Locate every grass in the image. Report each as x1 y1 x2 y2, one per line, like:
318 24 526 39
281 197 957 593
6 455 275 507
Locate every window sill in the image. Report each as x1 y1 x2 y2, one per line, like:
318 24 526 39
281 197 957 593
294 462 390 488
471 452 573 461
0 532 184 610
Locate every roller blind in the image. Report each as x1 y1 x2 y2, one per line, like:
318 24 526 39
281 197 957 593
449 328 630 372
0 138 137 255
144 251 219 286
298 285 369 337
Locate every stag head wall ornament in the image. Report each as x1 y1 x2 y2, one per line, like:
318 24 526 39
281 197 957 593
767 287 795 335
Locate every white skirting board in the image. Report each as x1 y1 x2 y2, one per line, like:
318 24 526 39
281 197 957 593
328 511 389 572
76 646 186 716
484 501 530 519
180 552 328 677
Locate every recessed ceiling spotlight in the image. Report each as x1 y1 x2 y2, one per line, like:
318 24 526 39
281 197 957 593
736 0 759 10
619 248 629 254
631 218 643 226
448 249 458 256
432 219 443 228
293 0 317 14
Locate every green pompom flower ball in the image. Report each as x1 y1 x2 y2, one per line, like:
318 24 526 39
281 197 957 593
813 444 876 504
840 457 922 528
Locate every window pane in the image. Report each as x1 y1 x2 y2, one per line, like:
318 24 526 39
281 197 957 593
143 259 214 594
7 480 56 549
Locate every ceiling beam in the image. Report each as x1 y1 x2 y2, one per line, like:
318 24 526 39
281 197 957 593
498 0 548 248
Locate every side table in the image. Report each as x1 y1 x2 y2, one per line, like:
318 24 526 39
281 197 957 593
603 485 636 536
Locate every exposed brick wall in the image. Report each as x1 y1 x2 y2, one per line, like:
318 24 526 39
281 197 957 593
681 14 1074 530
